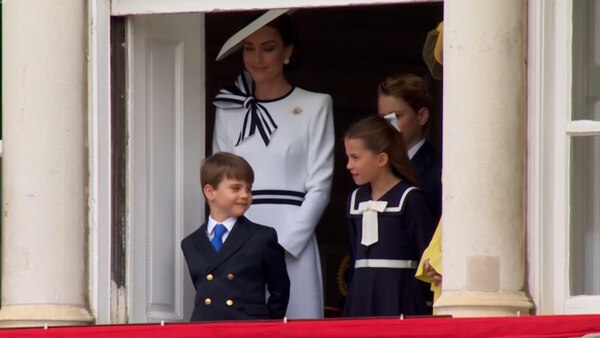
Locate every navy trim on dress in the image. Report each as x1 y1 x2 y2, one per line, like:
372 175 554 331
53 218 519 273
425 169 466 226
213 72 279 146
252 199 303 206
251 189 306 206
252 190 306 198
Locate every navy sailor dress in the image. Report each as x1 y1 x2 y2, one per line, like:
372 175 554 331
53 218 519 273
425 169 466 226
343 181 436 317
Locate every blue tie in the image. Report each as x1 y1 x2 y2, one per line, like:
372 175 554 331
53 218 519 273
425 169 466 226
211 224 227 252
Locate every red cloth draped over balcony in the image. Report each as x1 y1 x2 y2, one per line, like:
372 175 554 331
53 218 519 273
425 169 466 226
1 315 599 338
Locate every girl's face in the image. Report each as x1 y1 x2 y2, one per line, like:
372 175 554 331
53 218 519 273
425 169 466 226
345 138 387 186
242 25 293 86
377 94 428 150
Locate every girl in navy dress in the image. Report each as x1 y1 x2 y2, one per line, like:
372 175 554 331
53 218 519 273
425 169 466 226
343 115 436 317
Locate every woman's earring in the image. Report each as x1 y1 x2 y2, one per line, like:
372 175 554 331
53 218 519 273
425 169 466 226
284 58 290 65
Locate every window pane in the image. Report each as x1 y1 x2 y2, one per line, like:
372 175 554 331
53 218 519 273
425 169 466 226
569 136 600 296
572 0 600 121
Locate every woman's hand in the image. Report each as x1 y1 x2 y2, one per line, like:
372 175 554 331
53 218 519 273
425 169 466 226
424 259 442 286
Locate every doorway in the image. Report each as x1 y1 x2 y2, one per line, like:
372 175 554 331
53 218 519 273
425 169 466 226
204 3 443 315
107 0 445 324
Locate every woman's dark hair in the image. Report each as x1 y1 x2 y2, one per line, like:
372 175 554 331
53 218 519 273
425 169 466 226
241 12 297 47
345 115 419 187
267 14 298 68
266 14 297 47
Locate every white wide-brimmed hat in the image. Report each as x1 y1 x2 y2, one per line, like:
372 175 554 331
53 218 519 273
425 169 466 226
216 8 293 61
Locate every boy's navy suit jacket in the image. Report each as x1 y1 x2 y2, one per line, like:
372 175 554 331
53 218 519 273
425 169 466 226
411 140 442 222
181 216 289 321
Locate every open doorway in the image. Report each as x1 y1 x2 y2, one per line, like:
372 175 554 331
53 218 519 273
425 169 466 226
204 3 443 316
117 1 443 323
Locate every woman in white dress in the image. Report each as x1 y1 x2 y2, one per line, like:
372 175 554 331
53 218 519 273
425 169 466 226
212 10 334 319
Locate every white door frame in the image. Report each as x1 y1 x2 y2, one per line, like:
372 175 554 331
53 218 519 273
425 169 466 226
527 0 573 316
110 0 440 15
88 0 113 324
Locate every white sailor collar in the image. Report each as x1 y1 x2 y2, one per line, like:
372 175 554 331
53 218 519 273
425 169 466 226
348 182 418 216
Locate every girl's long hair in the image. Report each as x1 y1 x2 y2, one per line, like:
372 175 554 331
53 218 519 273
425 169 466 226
345 115 420 187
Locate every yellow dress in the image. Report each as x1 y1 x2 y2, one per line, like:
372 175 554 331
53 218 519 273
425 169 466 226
415 221 442 307
417 22 444 311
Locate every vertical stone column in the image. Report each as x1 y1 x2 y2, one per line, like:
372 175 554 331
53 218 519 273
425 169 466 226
0 0 94 327
435 0 534 316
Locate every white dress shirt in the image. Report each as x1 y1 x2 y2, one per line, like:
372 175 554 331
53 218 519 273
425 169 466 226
206 216 237 243
408 138 426 160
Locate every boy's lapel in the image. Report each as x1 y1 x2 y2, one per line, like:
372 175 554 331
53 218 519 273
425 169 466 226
208 216 255 270
193 223 219 265
411 141 437 175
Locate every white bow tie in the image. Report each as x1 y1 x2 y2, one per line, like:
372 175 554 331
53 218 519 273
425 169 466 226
357 200 388 246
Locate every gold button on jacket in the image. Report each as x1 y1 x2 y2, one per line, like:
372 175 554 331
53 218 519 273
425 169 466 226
227 273 234 280
204 298 212 305
226 299 234 307
206 274 214 281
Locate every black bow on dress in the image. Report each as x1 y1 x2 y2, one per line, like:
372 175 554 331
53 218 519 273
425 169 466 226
213 72 278 146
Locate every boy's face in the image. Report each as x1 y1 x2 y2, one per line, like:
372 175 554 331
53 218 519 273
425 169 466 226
377 94 429 150
204 177 252 222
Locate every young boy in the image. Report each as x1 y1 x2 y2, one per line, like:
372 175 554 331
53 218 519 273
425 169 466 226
377 73 442 222
181 152 290 321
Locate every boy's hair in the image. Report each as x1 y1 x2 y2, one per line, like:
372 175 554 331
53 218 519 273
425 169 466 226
200 152 254 188
377 73 432 112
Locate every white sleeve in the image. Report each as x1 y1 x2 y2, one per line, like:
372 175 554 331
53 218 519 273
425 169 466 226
279 95 334 257
212 107 233 154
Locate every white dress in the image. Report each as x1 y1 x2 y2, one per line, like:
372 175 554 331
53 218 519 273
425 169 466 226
213 72 334 319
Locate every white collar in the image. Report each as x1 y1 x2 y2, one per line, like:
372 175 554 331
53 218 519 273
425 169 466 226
207 216 237 235
408 139 426 159
349 186 418 215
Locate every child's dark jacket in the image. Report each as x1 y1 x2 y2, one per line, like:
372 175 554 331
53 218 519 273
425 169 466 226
181 216 289 321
